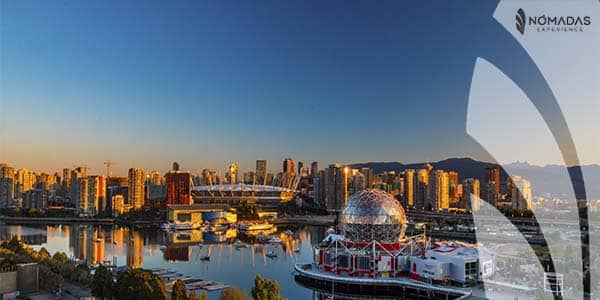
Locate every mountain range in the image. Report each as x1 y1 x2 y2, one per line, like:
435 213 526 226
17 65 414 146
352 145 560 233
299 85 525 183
349 158 600 199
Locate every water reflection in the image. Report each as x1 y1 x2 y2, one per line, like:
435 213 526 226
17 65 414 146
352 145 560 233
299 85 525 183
0 223 326 299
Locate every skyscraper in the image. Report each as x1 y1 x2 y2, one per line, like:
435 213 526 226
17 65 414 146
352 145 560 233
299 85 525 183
463 178 481 211
87 175 106 215
447 171 460 205
310 161 319 178
283 158 295 174
511 175 532 211
429 170 449 211
361 168 374 189
484 166 501 202
166 171 192 205
128 168 145 209
403 169 415 208
15 168 36 196
227 163 239 184
415 168 429 210
325 164 349 213
256 160 267 185
297 161 304 175
0 163 15 207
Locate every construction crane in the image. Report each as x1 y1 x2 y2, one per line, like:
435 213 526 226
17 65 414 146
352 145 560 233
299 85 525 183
104 161 116 178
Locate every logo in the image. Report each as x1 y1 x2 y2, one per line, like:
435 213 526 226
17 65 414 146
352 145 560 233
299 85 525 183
515 8 592 35
516 8 526 34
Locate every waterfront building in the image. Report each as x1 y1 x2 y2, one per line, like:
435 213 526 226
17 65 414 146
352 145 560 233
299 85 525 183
296 189 495 292
23 189 49 209
111 194 127 216
76 177 90 215
0 163 15 207
256 160 267 185
86 175 106 214
485 181 498 206
128 168 145 209
166 171 193 205
462 178 481 211
297 161 304 175
511 175 532 211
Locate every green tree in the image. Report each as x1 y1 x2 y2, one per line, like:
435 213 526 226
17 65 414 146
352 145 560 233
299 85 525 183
115 268 167 300
197 291 208 300
171 279 188 300
36 247 51 261
92 265 114 299
219 286 247 300
251 275 286 300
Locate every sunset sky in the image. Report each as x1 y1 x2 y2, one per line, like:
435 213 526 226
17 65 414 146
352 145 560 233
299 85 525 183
1 1 598 175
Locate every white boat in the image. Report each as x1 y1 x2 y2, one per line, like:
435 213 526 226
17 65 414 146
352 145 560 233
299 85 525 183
162 222 203 231
239 221 274 231
294 246 301 253
284 230 294 235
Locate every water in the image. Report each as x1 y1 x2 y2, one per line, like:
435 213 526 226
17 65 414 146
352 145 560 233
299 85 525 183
0 223 330 299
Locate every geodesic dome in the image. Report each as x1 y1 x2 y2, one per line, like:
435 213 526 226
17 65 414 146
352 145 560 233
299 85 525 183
341 189 407 243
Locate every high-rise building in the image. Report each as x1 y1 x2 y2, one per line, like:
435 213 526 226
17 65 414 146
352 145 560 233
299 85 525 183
325 164 349 213
415 168 429 210
23 189 49 209
128 168 145 209
485 181 498 206
511 175 532 211
283 158 295 174
85 175 106 215
429 170 450 211
297 161 304 175
403 169 415 208
447 171 460 205
70 169 85 206
361 168 374 189
463 178 481 211
62 168 71 190
172 162 180 172
256 160 267 185
166 172 192 205
310 161 319 178
149 171 164 186
484 166 501 202
350 172 366 194
76 177 90 215
227 163 239 184
0 163 15 207
15 168 36 196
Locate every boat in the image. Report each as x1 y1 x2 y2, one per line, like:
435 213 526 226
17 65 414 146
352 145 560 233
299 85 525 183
200 255 210 261
209 224 229 232
284 230 294 235
161 222 203 231
294 246 301 253
239 221 274 231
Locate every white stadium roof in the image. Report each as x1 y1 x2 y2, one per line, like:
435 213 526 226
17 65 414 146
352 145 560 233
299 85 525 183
191 183 296 193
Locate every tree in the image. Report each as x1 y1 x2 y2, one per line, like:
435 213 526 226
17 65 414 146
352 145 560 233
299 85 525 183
92 265 114 299
219 286 247 300
36 247 51 261
115 268 167 300
171 279 188 300
251 275 286 300
197 291 208 300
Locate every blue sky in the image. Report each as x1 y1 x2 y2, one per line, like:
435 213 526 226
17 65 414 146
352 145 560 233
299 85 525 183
1 1 597 175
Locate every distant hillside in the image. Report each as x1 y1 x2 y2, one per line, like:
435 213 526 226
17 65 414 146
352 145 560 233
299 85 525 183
350 157 506 182
350 158 600 199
